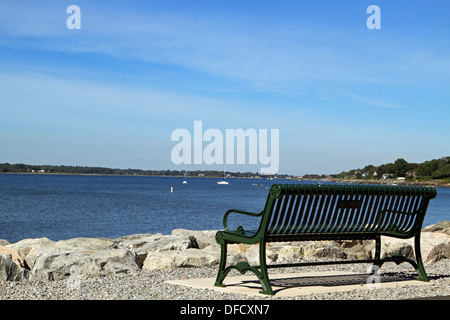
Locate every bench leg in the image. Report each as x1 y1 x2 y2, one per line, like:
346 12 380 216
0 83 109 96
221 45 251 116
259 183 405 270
214 240 228 287
370 235 429 282
214 239 274 295
258 240 274 295
370 236 384 273
414 233 429 282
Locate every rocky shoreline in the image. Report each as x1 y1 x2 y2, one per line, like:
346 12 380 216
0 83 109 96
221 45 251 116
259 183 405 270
1 221 449 300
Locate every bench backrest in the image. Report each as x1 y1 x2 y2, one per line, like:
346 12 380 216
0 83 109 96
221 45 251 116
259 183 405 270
259 184 436 240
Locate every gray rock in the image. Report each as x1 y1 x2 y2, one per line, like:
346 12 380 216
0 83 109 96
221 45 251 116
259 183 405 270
30 249 139 281
7 237 54 268
114 234 193 268
171 229 219 250
142 246 221 271
244 241 347 265
370 241 414 260
244 244 280 265
314 245 347 259
114 231 219 269
0 245 26 268
423 221 450 235
0 254 29 281
345 241 371 260
187 236 199 249
426 242 450 263
301 242 347 259
339 240 363 249
113 234 165 267
19 237 117 270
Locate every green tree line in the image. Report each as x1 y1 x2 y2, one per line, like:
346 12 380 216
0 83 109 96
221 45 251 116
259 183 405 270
336 156 450 181
0 163 290 179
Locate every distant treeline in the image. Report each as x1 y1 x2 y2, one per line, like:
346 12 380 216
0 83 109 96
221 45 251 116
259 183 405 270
0 163 291 179
336 156 450 181
2 156 449 182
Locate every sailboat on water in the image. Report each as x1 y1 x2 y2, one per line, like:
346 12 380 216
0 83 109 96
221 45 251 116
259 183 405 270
217 169 229 185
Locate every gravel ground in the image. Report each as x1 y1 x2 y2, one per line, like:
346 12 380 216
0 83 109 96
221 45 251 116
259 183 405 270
1 259 449 301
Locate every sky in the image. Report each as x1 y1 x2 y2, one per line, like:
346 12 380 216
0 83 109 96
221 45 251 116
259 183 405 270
1 0 449 175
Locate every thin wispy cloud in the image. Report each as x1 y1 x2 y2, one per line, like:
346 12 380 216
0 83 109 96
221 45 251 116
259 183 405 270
2 1 447 94
346 93 406 109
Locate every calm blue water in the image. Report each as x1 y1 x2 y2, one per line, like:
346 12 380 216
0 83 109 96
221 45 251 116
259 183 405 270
0 174 449 243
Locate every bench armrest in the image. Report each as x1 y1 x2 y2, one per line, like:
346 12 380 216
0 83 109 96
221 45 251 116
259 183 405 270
223 209 263 231
373 209 422 232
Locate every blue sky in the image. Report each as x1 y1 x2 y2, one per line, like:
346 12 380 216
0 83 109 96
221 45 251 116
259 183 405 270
1 0 449 175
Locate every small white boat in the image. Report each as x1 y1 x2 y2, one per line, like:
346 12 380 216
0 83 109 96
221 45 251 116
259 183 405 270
217 169 229 184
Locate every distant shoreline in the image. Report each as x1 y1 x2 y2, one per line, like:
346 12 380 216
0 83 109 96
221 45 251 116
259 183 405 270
0 171 279 179
299 177 450 188
1 171 449 188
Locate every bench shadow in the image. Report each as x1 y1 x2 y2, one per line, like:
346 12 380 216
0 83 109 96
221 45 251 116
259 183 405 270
235 272 428 295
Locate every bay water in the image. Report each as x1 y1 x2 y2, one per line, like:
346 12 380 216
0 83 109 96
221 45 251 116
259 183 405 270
0 174 448 243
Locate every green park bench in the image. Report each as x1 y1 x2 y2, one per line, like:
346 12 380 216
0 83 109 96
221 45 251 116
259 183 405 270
214 184 437 295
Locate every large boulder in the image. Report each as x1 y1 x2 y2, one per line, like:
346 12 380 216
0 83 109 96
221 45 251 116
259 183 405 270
142 246 222 271
302 242 347 259
244 241 347 265
0 254 29 281
0 245 26 268
376 241 414 259
336 223 450 262
11 237 117 270
170 229 219 250
244 244 281 265
340 240 374 260
422 221 450 235
30 248 140 281
114 233 199 268
6 237 54 268
426 242 450 263
379 231 450 261
7 236 139 281
140 230 242 271
115 230 222 269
